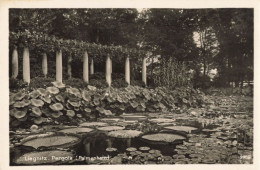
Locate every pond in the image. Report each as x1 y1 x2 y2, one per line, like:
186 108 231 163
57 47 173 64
10 96 253 165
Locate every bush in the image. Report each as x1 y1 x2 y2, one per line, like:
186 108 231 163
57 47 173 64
29 77 54 89
9 78 27 90
64 78 89 89
89 79 108 88
131 80 146 87
111 79 128 88
193 75 211 89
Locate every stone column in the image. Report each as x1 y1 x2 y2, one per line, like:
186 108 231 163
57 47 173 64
42 53 48 78
12 46 18 79
67 54 72 79
90 58 94 75
56 50 62 82
125 56 130 85
83 51 89 83
142 57 147 86
23 47 30 84
106 55 112 87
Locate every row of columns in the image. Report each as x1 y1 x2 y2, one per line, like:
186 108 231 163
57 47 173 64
11 47 148 86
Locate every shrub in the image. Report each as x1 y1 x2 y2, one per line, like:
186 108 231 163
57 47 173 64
64 78 89 89
131 80 146 87
111 79 128 88
9 78 27 90
29 77 54 89
193 75 211 89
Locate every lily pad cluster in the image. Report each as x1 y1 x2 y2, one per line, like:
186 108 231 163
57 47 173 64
109 148 175 164
10 84 207 128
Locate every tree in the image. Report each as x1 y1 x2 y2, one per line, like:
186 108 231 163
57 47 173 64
212 9 253 87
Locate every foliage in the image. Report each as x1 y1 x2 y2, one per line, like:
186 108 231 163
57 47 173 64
64 78 89 89
139 9 199 61
193 74 211 89
212 9 253 87
9 78 27 90
9 9 253 88
204 86 253 96
111 79 128 88
9 85 207 128
9 31 145 63
153 57 192 89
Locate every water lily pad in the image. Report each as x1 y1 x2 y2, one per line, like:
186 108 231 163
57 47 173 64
103 109 113 116
82 90 91 102
50 103 64 111
121 114 147 121
149 118 175 123
139 147 150 152
47 86 59 94
13 110 26 119
88 85 97 91
55 95 64 102
108 130 142 138
13 92 25 101
97 126 125 131
30 124 39 132
37 88 48 96
100 118 122 123
21 134 81 149
66 87 81 97
59 127 94 134
158 122 176 126
30 90 40 99
52 111 63 118
141 133 186 143
31 99 44 107
31 107 42 117
164 126 198 133
66 110 75 117
79 122 108 127
13 101 26 108
14 150 74 165
68 100 81 107
41 96 51 104
34 117 44 124
106 147 117 152
52 81 65 88
126 147 137 152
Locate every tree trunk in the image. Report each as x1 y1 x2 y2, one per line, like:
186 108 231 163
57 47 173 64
67 54 72 79
96 30 100 43
23 47 30 84
142 57 147 86
106 55 112 87
56 50 62 82
203 58 206 76
125 56 130 85
83 51 89 83
42 53 48 78
90 58 94 75
12 46 18 79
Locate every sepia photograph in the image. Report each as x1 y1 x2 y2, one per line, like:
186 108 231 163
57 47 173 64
1 1 258 168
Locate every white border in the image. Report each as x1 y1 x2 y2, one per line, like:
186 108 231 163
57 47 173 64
0 0 259 170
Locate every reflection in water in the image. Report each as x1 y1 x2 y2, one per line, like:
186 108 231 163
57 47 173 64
84 142 90 156
126 138 131 148
106 138 112 148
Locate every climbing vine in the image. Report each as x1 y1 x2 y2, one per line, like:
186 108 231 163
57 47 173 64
9 31 146 63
